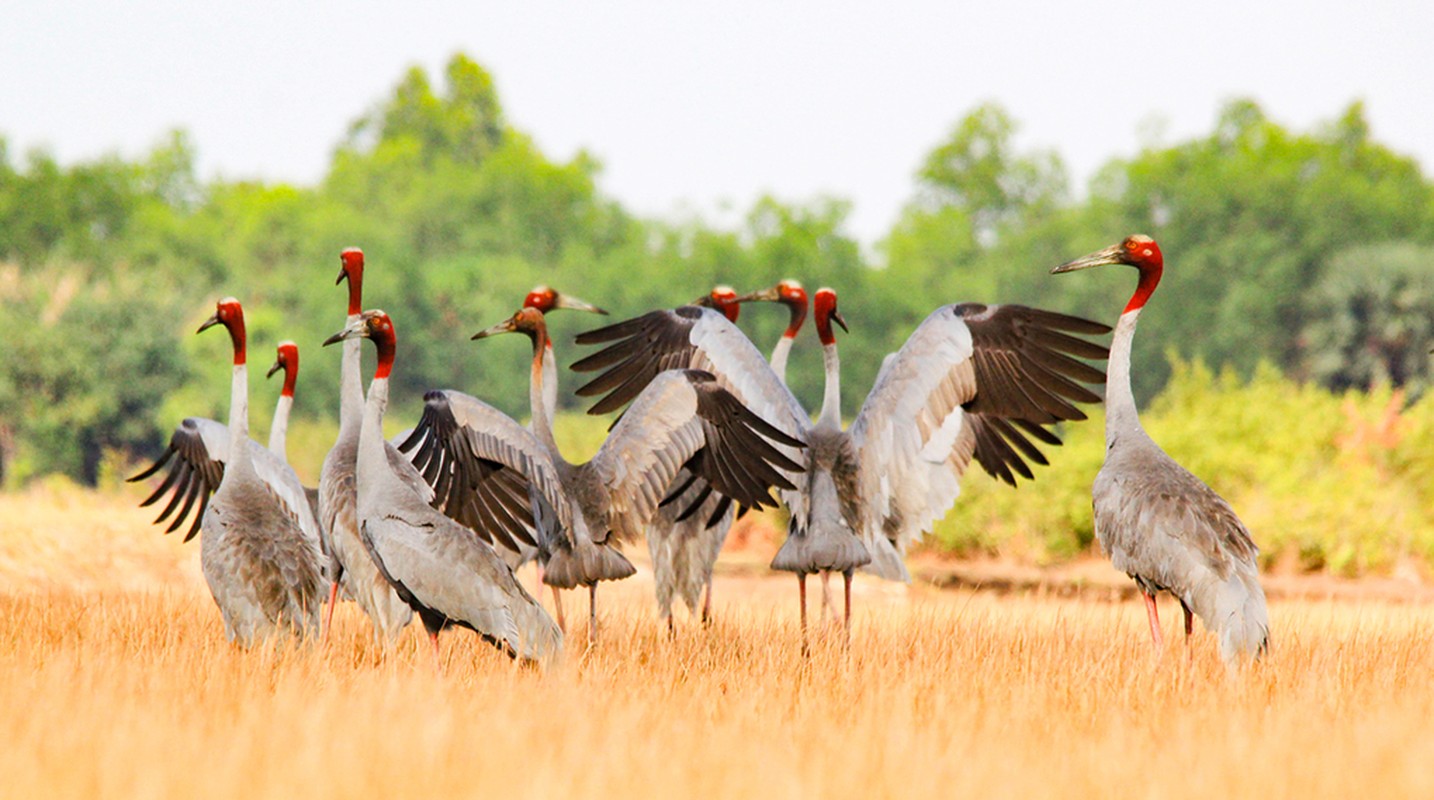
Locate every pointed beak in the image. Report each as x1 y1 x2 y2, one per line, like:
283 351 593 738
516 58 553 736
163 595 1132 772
197 313 221 334
323 318 365 347
266 358 284 379
831 309 849 333
1051 244 1127 274
472 318 518 340
734 286 781 304
335 266 348 286
554 294 607 315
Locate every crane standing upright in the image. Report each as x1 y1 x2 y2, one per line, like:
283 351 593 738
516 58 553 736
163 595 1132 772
1052 235 1269 665
196 298 325 645
319 248 413 645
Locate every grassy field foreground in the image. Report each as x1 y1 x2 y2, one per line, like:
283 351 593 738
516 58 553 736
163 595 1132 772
3 489 1433 798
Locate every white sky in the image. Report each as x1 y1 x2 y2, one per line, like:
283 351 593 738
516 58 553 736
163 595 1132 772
3 1 1431 246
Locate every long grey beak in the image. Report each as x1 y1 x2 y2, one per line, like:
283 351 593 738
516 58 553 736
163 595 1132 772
1051 244 1126 274
197 314 221 334
323 317 366 347
831 309 849 333
335 266 347 286
472 319 518 340
734 286 780 303
554 294 607 315
266 359 284 379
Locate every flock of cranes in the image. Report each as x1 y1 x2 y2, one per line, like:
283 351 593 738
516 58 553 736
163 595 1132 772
130 234 1269 668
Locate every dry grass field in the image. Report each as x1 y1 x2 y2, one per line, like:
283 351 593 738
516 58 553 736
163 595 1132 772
3 485 1433 799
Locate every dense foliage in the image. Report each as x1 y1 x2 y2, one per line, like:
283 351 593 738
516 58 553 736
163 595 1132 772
3 53 1433 572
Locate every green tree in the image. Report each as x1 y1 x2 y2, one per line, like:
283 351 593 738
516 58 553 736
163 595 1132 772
1302 243 1434 393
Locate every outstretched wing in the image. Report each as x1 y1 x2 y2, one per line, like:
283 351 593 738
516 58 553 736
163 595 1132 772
591 369 805 544
850 303 1109 555
399 390 572 555
573 306 811 528
128 418 229 542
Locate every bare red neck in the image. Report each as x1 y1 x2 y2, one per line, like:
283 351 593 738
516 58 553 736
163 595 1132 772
226 314 247 366
341 248 365 317
278 346 298 397
783 297 808 339
372 319 395 380
814 290 839 346
1124 263 1164 314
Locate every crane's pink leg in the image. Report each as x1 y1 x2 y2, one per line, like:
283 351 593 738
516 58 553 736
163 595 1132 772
321 580 340 644
535 562 546 599
842 569 854 646
820 570 835 624
588 584 598 648
798 573 809 656
666 613 676 639
1182 605 1194 639
701 579 713 625
552 587 567 632
429 631 443 673
1143 593 1165 650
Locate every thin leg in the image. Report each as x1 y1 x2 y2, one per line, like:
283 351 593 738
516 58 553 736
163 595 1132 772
322 580 340 644
588 584 598 648
665 614 676 639
552 587 567 632
429 631 443 673
798 573 809 654
1143 592 1165 650
535 562 546 599
843 569 854 644
701 579 713 625
820 570 835 623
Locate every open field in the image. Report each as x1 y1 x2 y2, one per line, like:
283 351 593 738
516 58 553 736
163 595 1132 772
3 488 1434 799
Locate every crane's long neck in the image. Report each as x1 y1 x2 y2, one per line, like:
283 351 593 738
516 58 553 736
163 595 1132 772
542 341 559 423
769 335 795 385
357 329 395 497
529 329 561 456
338 313 364 437
268 393 292 458
227 361 253 476
817 342 841 429
357 373 389 497
1105 308 1144 447
770 301 806 383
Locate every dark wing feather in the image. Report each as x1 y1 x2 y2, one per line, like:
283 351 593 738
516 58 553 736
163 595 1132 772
128 418 227 543
955 303 1110 424
401 390 568 555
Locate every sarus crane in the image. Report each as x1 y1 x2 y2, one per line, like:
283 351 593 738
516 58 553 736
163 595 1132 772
167 298 326 645
642 286 755 631
1052 234 1269 665
318 248 414 645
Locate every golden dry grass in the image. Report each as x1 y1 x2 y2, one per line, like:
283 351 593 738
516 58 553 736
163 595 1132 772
3 486 1434 799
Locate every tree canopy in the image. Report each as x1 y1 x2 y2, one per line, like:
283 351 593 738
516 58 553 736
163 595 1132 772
2 53 1432 484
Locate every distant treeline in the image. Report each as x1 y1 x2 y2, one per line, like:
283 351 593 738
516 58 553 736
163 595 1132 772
2 53 1432 485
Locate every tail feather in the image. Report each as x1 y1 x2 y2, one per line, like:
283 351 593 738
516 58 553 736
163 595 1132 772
1216 567 1269 663
1189 563 1269 666
771 520 870 575
544 539 635 589
510 597 564 665
860 536 911 583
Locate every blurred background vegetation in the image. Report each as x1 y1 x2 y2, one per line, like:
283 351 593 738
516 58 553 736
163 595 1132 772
4 54 1433 575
